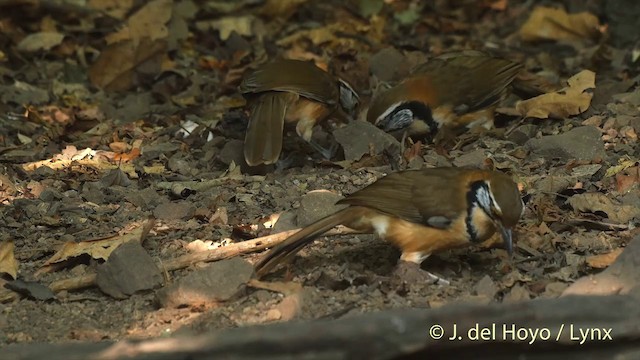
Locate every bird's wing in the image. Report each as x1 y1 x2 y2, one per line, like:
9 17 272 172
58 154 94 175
239 59 339 105
411 53 522 113
338 168 469 227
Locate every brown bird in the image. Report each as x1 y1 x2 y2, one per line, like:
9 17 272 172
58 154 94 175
254 167 524 281
240 59 359 166
367 51 522 141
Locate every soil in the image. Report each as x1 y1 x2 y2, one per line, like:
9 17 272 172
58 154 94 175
0 0 638 348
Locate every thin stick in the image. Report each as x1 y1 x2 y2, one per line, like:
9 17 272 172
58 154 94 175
0 226 363 303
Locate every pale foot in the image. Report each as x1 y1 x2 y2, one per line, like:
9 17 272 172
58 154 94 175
392 260 450 286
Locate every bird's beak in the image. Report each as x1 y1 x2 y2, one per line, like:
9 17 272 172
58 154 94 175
497 223 513 256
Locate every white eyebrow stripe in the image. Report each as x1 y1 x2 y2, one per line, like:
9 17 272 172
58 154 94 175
373 101 404 125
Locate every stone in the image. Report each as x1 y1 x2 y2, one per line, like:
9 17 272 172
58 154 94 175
524 126 605 161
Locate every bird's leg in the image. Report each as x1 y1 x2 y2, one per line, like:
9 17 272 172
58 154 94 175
394 252 450 286
306 137 339 160
296 117 340 160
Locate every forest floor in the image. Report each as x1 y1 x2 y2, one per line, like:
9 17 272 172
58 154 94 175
0 0 638 347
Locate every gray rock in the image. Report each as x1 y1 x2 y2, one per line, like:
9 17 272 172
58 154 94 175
156 258 253 308
525 126 605 161
369 47 410 82
333 120 400 161
273 210 297 233
96 241 163 299
507 124 538 145
452 149 487 168
153 201 195 220
297 190 345 227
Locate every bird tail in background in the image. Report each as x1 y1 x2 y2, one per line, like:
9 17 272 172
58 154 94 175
244 92 295 166
254 207 358 278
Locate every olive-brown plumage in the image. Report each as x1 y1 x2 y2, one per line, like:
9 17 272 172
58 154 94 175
240 59 358 166
254 167 524 278
368 51 522 139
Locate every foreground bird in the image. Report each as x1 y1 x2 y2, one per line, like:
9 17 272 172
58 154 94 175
367 51 522 141
240 59 359 166
254 167 524 280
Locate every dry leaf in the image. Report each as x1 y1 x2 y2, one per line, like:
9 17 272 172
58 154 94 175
0 241 18 280
568 193 640 224
515 70 595 119
88 0 134 20
208 16 254 41
483 0 508 11
105 0 172 46
615 169 639 193
39 223 149 273
260 0 307 20
519 6 602 43
89 38 167 91
605 158 637 177
586 248 624 269
17 32 65 52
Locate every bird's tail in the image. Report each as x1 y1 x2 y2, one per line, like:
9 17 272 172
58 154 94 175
254 207 359 278
244 92 296 166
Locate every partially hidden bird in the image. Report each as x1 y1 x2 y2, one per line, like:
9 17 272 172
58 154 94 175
254 167 524 281
367 51 522 141
240 59 359 166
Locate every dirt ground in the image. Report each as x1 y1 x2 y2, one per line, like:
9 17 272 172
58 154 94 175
0 0 638 348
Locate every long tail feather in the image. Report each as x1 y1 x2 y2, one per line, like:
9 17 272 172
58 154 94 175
244 92 295 166
254 208 359 277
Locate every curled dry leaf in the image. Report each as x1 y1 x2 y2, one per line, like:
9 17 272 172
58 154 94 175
38 222 151 274
519 6 602 43
260 0 307 20
208 16 255 41
17 32 65 52
568 192 640 224
0 241 18 280
515 70 595 119
105 0 172 45
586 248 624 269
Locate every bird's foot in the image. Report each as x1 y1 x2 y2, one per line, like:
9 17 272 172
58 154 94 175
392 260 450 286
307 138 340 161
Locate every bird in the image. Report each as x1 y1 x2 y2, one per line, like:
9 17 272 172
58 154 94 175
239 59 359 166
367 51 522 142
254 167 524 281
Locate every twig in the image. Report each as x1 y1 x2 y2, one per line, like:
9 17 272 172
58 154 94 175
0 226 362 303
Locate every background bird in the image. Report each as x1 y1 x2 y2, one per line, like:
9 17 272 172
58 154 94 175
240 59 359 166
367 51 522 142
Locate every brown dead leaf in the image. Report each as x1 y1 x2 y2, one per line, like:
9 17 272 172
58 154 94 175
39 221 152 274
483 0 508 11
277 18 374 48
207 16 255 41
17 32 65 52
89 0 134 20
515 70 595 119
0 241 18 280
89 38 167 91
586 248 624 269
568 192 640 224
113 147 141 162
519 6 602 43
260 0 307 20
105 0 172 46
109 141 130 153
615 167 639 193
